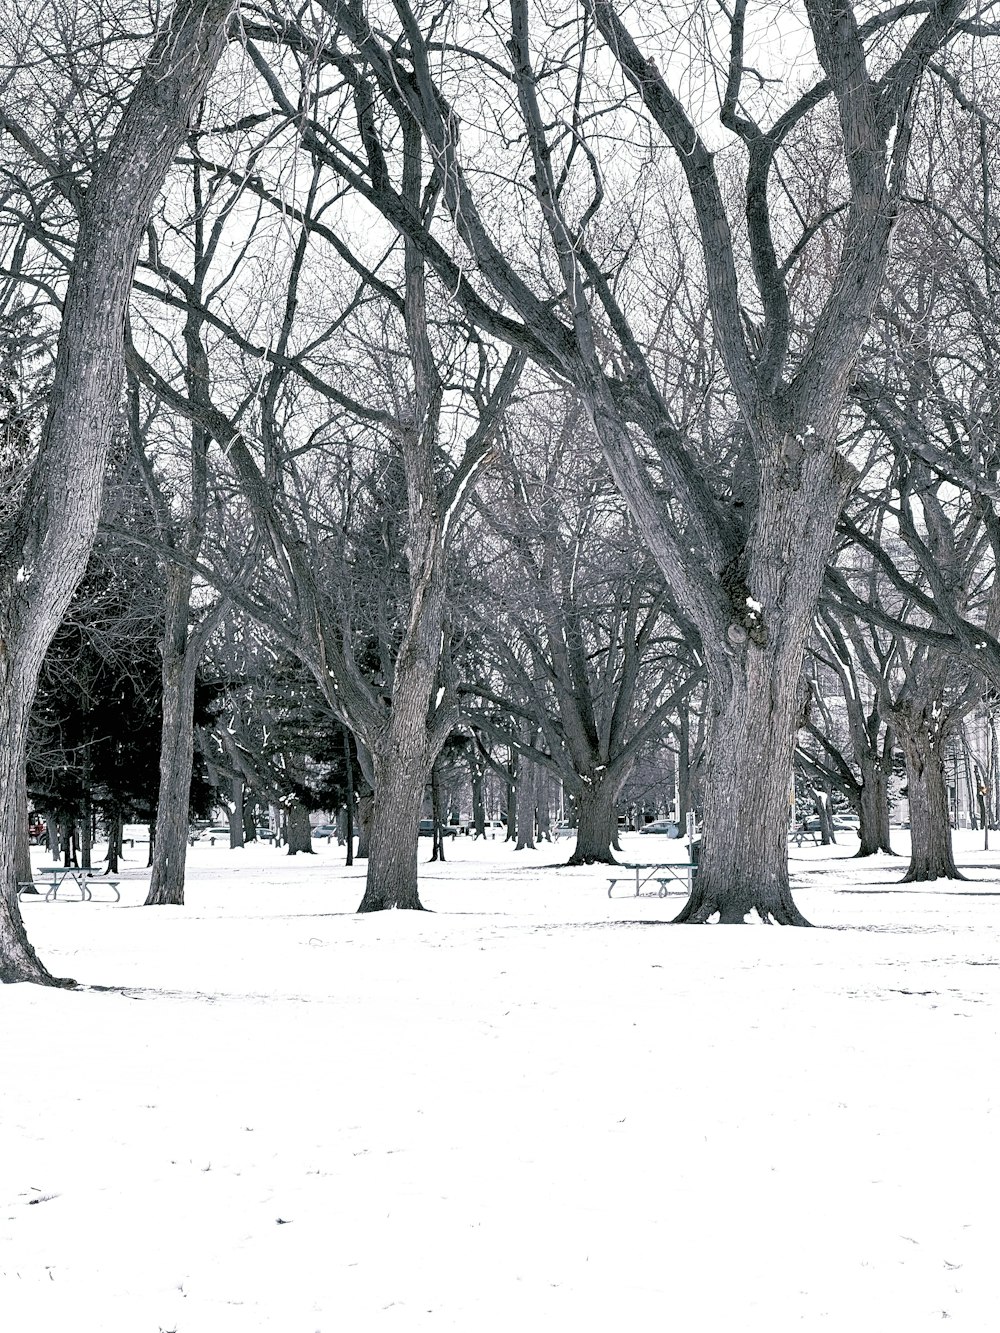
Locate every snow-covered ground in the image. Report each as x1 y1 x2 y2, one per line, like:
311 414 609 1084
3 831 998 1331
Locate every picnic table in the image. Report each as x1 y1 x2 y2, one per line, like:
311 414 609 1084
607 862 696 899
19 865 121 903
789 824 820 846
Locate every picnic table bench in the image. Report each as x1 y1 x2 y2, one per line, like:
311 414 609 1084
18 865 121 903
607 862 696 899
789 825 820 846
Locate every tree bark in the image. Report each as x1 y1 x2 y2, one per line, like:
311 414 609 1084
105 813 122 874
0 682 54 979
674 636 813 926
227 776 245 848
810 785 835 846
357 740 428 912
898 721 962 882
355 790 373 859
285 801 314 854
567 776 620 866
469 743 486 837
145 587 201 904
514 747 537 850
504 754 517 844
856 745 893 857
14 765 32 889
429 762 445 862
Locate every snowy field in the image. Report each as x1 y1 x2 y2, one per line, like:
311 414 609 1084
3 830 998 1332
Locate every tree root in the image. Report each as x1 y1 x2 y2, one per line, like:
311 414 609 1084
900 865 967 884
356 897 427 913
565 852 617 868
0 960 77 987
672 892 812 926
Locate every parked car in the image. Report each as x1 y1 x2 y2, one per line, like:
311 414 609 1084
640 819 681 837
311 823 338 840
553 823 576 839
802 815 859 833
418 819 457 838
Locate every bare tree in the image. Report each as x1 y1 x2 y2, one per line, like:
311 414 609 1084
128 169 523 909
0 0 235 985
240 0 977 922
460 398 698 862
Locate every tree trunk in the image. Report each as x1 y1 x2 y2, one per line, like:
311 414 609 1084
243 801 258 843
678 704 691 820
674 642 812 926
810 785 835 846
14 765 33 890
357 742 428 912
285 801 314 854
898 723 962 882
355 789 373 859
105 813 122 874
0 678 61 981
515 751 537 850
145 634 199 905
470 744 486 837
856 748 893 856
227 776 245 848
61 820 77 868
0 0 235 982
505 754 517 843
429 762 445 862
567 777 619 866
80 782 93 871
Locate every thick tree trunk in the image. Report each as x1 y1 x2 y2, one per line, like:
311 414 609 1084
663 433 859 925
898 724 962 882
567 778 619 866
674 642 812 926
0 0 235 982
856 749 893 857
285 801 314 854
355 537 444 908
357 741 428 912
145 639 199 905
0 682 62 982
